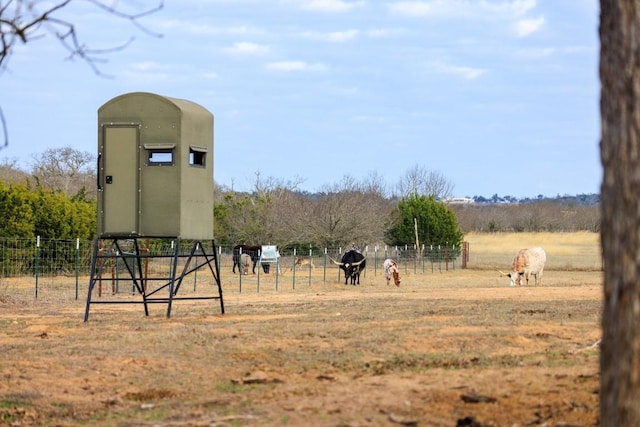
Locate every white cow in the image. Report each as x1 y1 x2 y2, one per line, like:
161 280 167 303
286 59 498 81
240 253 252 275
384 258 401 287
500 247 546 286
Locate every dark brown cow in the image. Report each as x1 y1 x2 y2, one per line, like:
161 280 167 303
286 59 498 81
330 248 366 285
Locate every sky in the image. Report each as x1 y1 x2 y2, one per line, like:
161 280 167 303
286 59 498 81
0 0 600 199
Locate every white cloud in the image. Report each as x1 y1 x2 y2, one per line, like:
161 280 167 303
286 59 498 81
158 20 262 37
266 61 326 71
301 0 365 12
352 114 388 123
366 28 395 38
387 0 537 20
121 62 172 83
387 1 432 17
513 16 545 37
130 61 167 72
426 61 485 79
514 47 555 59
488 0 537 18
303 29 359 42
327 29 359 42
223 42 270 55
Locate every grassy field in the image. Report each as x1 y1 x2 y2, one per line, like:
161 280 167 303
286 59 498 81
0 232 603 426
465 231 602 271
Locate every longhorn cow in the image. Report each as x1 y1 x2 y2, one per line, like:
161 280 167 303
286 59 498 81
383 258 401 287
330 248 366 285
499 246 546 286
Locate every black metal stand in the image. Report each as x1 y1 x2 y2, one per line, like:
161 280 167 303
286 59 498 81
84 237 224 321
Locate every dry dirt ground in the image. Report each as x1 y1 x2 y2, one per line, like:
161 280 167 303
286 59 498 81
0 269 602 427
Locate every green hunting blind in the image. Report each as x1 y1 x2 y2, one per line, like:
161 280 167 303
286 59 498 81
85 92 223 320
97 91 214 239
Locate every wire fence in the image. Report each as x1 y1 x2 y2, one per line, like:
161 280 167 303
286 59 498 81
0 237 466 301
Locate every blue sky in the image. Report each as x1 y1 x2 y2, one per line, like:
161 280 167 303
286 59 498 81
0 0 600 198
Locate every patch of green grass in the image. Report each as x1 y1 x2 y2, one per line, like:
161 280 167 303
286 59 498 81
0 399 16 409
0 398 35 425
0 395 35 407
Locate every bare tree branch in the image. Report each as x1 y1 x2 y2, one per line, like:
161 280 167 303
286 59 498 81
0 0 164 149
0 106 7 150
86 0 163 38
395 164 454 199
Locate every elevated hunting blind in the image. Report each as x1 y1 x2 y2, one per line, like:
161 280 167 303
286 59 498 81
97 91 213 239
85 92 223 321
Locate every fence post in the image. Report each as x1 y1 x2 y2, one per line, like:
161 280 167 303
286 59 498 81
404 245 408 275
75 238 80 300
323 248 327 282
35 236 40 299
338 247 342 282
451 244 455 270
462 241 469 269
257 247 261 293
308 248 312 287
446 243 449 271
275 253 279 291
239 247 243 293
292 248 297 290
430 245 434 273
364 246 368 279
374 246 378 276
193 242 199 292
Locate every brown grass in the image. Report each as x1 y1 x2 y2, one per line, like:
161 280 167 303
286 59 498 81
465 231 602 271
0 232 603 426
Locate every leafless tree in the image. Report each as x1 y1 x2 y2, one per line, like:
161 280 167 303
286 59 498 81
307 175 391 249
600 1 640 424
217 172 307 246
30 146 95 197
394 164 454 199
0 157 29 183
0 0 163 150
251 170 305 196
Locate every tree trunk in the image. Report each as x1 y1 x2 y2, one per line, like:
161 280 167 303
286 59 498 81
600 1 640 425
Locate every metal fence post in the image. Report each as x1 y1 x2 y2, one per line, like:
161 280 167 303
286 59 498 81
374 246 378 276
292 248 297 290
257 247 261 293
239 247 243 293
75 238 80 300
308 248 312 287
323 248 327 282
194 242 199 292
275 256 279 291
364 246 369 279
34 236 40 298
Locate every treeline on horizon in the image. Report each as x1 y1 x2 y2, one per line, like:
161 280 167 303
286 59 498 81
469 193 600 206
0 149 600 244
0 175 601 243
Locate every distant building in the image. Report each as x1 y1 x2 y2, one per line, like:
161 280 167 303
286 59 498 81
444 197 474 205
